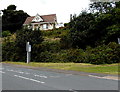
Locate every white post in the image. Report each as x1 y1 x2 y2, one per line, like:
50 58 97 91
26 42 31 64
27 52 30 64
118 38 120 44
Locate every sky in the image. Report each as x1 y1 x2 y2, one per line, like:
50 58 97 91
0 0 91 23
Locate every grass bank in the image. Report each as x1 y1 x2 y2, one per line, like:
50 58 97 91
2 61 119 75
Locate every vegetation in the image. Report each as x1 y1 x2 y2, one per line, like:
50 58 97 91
2 2 120 65
2 28 43 62
62 2 120 49
2 5 29 33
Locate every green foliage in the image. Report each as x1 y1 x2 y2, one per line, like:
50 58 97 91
65 12 95 49
7 5 16 10
61 1 120 49
84 42 120 64
60 35 72 49
2 28 43 62
42 28 69 38
89 2 115 14
2 30 11 37
2 5 29 33
34 51 54 62
2 2 120 65
41 41 60 53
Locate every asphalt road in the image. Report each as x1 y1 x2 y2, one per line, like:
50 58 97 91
1 64 119 91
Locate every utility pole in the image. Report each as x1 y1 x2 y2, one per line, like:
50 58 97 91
26 42 31 64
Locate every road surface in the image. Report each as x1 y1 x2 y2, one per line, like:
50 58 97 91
1 64 119 91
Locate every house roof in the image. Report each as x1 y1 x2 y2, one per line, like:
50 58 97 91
24 14 57 25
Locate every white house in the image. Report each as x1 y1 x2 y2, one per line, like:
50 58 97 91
23 14 58 30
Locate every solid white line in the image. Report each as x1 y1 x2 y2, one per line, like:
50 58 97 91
14 75 45 83
0 71 5 73
89 75 118 80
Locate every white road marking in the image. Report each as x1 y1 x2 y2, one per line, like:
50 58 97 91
34 75 47 78
6 69 30 75
0 71 5 73
69 89 78 92
50 76 60 78
18 71 24 74
0 68 4 70
66 74 73 76
14 75 45 83
89 75 118 80
7 69 14 71
25 72 30 74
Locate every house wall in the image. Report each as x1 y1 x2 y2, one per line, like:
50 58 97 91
30 23 55 30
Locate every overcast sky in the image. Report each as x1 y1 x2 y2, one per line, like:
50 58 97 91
0 0 91 23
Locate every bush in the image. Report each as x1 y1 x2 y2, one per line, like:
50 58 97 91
84 42 120 64
34 51 54 62
2 30 11 37
2 28 43 62
41 41 60 53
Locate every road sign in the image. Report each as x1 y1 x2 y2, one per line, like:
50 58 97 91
26 42 31 52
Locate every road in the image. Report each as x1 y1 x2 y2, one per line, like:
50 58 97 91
0 64 119 91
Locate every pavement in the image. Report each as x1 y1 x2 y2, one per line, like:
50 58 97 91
1 63 119 91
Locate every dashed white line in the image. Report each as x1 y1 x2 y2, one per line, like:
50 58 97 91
69 89 78 92
7 69 14 72
25 72 30 75
14 75 45 84
6 69 30 75
34 75 47 78
66 74 73 76
50 76 60 78
0 71 5 73
0 68 4 70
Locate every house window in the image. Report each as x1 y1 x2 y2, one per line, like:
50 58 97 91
43 24 48 29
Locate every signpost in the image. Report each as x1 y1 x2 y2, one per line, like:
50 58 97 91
118 38 120 44
26 42 31 64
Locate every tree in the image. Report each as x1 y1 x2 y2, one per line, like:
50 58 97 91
89 2 115 14
2 5 29 33
68 12 95 48
61 1 120 49
7 5 16 10
14 28 43 61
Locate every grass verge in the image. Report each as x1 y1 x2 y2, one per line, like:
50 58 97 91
2 61 119 75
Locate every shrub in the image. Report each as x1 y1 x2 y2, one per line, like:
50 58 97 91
2 28 43 62
84 42 120 64
34 51 53 62
2 30 11 37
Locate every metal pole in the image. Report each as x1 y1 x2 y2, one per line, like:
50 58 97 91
27 52 30 64
26 42 31 64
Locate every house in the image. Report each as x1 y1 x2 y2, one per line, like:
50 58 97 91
23 14 58 30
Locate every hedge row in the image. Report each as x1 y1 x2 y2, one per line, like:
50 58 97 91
2 41 120 64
